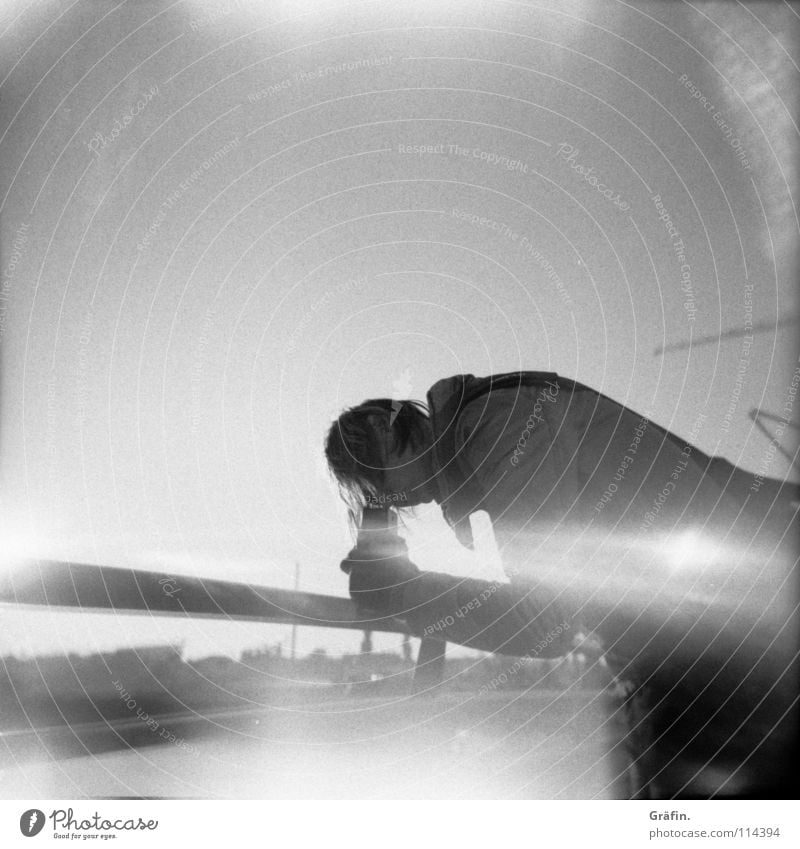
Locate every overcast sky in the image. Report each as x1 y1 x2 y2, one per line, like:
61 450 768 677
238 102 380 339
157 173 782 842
1 0 797 659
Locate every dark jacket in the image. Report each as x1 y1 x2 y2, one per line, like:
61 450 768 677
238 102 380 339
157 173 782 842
354 371 797 660
426 371 796 552
416 371 799 795
425 372 796 633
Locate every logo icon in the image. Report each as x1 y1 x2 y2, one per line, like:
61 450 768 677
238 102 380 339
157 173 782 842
19 809 45 837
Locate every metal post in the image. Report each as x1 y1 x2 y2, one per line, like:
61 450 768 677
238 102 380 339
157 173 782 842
412 637 446 694
290 561 299 661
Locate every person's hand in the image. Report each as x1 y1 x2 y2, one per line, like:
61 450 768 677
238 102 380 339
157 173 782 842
340 544 407 575
341 543 419 616
339 525 409 574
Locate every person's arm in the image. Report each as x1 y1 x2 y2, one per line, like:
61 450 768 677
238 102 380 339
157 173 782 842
345 553 572 659
455 387 582 539
400 569 573 658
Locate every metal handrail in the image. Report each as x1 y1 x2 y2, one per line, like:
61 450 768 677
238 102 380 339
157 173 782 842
0 560 446 691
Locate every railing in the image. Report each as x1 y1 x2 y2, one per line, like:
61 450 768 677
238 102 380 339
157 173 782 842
0 560 447 692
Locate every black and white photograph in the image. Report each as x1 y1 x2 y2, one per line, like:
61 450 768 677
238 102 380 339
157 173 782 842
0 0 798 835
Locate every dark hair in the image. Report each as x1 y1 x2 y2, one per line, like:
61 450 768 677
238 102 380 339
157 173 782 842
324 398 430 530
